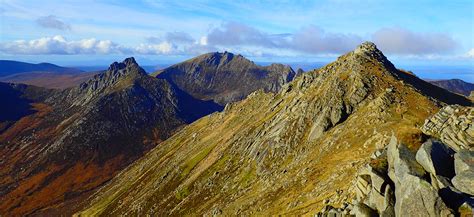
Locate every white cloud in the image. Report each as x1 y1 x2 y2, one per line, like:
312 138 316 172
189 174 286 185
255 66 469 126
0 35 125 55
199 36 208 46
467 48 474 58
36 15 70 30
0 35 216 56
135 42 175 54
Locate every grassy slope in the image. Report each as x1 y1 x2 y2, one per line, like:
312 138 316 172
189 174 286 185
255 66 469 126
77 50 466 216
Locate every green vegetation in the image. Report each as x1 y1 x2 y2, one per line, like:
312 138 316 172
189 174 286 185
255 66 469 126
240 163 257 186
181 144 215 179
175 186 190 200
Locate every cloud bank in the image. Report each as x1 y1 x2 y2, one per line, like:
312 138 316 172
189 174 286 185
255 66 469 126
0 36 123 55
0 23 460 57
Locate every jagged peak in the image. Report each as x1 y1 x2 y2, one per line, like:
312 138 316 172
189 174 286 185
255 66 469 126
108 57 140 71
76 57 146 95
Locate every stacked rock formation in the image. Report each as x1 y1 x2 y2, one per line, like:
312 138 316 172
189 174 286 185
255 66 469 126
421 105 473 151
317 105 473 217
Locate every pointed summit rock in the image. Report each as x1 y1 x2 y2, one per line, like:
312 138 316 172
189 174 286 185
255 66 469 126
79 42 470 216
154 51 296 105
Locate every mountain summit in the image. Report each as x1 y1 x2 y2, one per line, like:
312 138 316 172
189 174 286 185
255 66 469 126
78 43 470 216
154 51 296 105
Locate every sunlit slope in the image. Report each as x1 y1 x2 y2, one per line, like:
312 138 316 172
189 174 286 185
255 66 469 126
78 42 471 216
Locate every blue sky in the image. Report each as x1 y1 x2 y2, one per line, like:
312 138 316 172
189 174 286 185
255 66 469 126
0 0 473 80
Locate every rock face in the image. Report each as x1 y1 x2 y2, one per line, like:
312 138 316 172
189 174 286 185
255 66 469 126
0 57 221 216
154 51 296 105
421 105 474 151
78 42 471 216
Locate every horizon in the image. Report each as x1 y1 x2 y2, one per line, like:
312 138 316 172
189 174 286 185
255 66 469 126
1 50 473 82
0 0 473 81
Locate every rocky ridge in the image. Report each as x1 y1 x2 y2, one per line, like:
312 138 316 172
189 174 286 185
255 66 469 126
77 42 471 216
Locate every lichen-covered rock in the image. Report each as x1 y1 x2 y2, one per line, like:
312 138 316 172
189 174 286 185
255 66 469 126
421 105 474 151
387 136 426 184
387 136 452 217
452 170 474 196
396 174 452 217
454 150 474 175
415 139 455 178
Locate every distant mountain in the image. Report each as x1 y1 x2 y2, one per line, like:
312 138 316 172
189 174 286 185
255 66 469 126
0 57 221 216
0 60 82 76
428 79 474 96
0 60 97 89
0 71 99 89
78 43 471 216
153 51 296 105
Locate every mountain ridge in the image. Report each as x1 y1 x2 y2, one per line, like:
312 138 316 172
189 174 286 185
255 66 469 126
428 78 474 96
0 57 221 216
154 51 296 105
0 60 98 89
77 42 471 216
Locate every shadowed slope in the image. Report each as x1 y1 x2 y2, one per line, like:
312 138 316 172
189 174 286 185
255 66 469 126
0 58 221 216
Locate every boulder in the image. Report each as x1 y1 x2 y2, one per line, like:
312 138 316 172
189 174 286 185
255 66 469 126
350 202 378 217
368 188 386 212
387 136 452 216
454 150 474 175
387 135 426 184
395 175 452 217
452 170 474 196
415 139 455 178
